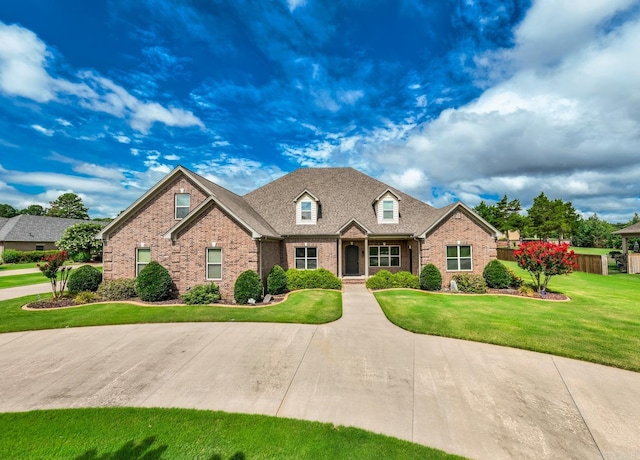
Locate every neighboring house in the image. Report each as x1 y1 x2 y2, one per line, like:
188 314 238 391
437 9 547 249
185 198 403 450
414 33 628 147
0 215 98 258
97 166 499 297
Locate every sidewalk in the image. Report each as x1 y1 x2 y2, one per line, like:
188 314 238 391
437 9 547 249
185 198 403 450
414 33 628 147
0 285 638 459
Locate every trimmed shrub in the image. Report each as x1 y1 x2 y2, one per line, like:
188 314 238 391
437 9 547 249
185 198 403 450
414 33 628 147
452 273 487 294
483 260 511 289
507 268 524 288
393 271 420 289
366 270 394 290
97 279 137 301
73 291 100 305
1 249 20 264
182 283 220 305
67 265 102 295
72 251 92 263
285 268 342 291
420 264 442 291
135 261 173 302
267 265 288 295
519 283 536 297
234 270 263 304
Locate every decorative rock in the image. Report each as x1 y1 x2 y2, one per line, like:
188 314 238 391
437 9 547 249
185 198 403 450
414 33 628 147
450 279 458 292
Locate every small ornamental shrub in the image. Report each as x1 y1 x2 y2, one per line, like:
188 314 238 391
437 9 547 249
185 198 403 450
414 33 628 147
73 291 100 305
182 283 221 305
507 268 524 288
135 261 173 302
483 260 511 289
366 270 394 290
518 283 536 297
267 265 288 295
452 273 487 294
393 271 420 289
285 268 342 291
1 249 20 264
37 251 71 299
514 241 578 292
97 279 137 301
420 264 442 291
67 265 102 295
72 251 92 263
234 270 263 304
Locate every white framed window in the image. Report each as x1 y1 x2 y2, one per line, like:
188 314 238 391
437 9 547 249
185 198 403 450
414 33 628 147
382 200 394 220
369 246 400 267
300 201 312 221
206 248 222 280
136 248 151 276
446 245 472 271
175 193 190 219
295 247 317 269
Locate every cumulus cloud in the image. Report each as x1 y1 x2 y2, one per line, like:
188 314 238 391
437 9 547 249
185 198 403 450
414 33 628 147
0 21 204 134
193 154 285 195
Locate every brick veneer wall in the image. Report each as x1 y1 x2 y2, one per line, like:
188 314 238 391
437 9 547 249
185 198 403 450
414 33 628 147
420 209 496 287
367 239 417 276
282 237 338 275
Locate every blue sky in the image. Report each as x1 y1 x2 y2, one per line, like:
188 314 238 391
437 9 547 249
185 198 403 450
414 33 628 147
1 0 639 222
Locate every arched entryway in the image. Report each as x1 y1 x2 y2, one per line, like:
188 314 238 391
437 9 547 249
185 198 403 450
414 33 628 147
345 244 359 275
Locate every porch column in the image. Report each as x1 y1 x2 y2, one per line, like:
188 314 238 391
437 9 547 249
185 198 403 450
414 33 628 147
622 237 628 255
337 238 343 278
364 237 369 278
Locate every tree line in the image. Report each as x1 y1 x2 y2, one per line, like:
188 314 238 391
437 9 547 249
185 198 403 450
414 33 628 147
474 192 639 249
0 193 111 221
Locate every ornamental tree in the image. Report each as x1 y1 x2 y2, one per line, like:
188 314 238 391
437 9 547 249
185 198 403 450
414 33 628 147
56 222 104 259
513 241 578 293
37 251 72 299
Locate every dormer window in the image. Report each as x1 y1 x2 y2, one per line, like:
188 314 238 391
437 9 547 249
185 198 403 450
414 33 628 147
175 193 190 219
375 190 400 224
301 201 312 221
295 190 319 225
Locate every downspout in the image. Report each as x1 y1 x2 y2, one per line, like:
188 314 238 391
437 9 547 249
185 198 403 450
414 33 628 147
258 238 264 297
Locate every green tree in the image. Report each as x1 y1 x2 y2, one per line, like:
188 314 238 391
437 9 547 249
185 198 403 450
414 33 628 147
526 193 579 241
514 241 578 293
572 214 614 248
474 195 524 233
47 193 89 219
0 203 18 218
21 204 47 216
56 223 104 258
37 251 71 299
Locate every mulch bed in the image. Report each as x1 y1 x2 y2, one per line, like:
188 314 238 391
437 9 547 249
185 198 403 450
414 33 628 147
486 288 569 301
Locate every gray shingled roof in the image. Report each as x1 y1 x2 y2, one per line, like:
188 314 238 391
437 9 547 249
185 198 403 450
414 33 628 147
613 221 640 235
0 215 102 242
244 167 443 236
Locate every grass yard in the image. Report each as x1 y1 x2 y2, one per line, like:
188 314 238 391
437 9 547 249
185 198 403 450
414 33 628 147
569 247 615 255
0 407 462 460
375 262 640 372
0 262 41 271
0 272 49 289
0 289 342 333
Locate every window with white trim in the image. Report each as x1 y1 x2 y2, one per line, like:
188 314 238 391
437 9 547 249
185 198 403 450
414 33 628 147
295 247 317 269
446 245 472 271
369 246 400 267
382 200 394 220
175 193 190 219
206 248 222 279
136 248 151 276
300 201 312 221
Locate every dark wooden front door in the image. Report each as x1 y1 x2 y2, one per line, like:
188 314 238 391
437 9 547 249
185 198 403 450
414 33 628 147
345 245 359 275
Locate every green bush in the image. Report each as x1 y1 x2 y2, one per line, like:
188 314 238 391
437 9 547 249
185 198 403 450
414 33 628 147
97 279 137 301
452 273 487 294
420 264 442 291
482 260 511 289
366 270 394 290
1 249 20 264
285 268 342 291
267 265 288 295
73 291 100 305
72 251 92 263
135 261 173 302
67 265 102 295
507 268 524 288
182 283 220 305
393 271 420 289
234 270 263 304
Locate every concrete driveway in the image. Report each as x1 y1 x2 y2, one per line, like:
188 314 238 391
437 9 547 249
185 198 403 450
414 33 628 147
0 285 638 459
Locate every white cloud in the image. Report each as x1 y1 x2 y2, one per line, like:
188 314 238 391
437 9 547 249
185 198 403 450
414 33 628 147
56 118 72 127
287 0 307 13
164 154 180 161
193 154 285 195
387 168 426 190
114 134 131 144
31 124 54 136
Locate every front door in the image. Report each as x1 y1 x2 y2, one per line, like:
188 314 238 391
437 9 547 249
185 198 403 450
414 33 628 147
345 245 359 275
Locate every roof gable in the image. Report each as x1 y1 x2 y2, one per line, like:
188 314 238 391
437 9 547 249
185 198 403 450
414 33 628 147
418 202 500 238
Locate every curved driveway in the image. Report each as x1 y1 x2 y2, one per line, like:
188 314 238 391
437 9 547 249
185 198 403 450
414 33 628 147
1 285 639 459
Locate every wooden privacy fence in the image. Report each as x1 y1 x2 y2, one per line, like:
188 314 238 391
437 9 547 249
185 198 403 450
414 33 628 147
496 248 609 275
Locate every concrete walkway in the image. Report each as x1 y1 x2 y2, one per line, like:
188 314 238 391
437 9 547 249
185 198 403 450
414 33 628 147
0 285 639 459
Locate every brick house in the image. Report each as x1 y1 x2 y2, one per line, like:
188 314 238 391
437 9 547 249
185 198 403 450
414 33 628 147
97 165 498 298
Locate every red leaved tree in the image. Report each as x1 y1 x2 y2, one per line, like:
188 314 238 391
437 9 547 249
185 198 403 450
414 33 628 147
37 251 72 299
513 241 578 293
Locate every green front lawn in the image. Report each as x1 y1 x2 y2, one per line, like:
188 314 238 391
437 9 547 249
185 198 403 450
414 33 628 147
376 263 640 372
0 408 462 459
0 289 342 333
0 272 49 289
